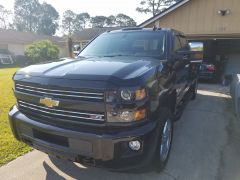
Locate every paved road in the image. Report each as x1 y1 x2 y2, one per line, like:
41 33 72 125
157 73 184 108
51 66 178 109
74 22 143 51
1 84 240 180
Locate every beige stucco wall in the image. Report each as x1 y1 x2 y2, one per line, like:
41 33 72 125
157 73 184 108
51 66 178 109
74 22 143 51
146 0 240 36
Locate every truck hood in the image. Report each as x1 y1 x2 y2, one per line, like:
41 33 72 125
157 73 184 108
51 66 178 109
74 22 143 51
16 57 159 81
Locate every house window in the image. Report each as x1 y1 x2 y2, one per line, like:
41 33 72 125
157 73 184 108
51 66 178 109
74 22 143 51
0 54 13 65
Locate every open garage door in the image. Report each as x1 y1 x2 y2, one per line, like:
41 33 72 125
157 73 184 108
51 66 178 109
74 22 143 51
225 54 240 75
212 39 240 84
215 40 240 83
189 38 240 83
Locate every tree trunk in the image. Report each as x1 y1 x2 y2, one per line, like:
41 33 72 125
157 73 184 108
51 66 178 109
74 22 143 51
3 20 6 29
152 0 155 16
67 36 73 58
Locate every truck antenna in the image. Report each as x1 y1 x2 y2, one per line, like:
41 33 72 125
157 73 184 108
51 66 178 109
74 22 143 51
153 25 157 31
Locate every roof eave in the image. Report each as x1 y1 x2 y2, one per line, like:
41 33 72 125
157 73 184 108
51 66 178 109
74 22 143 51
139 0 190 27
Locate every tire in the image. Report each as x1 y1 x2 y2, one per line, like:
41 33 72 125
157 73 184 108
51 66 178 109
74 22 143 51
191 80 198 100
155 108 174 172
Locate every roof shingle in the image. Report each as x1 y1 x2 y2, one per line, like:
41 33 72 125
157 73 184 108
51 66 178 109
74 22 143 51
0 29 63 45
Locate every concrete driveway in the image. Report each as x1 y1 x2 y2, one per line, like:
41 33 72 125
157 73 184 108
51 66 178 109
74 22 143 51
1 84 240 180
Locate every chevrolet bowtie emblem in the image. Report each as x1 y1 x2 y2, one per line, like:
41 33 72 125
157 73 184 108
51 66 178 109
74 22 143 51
39 97 59 108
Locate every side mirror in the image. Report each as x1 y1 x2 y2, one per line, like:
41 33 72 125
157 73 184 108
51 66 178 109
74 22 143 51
175 50 192 62
176 51 191 58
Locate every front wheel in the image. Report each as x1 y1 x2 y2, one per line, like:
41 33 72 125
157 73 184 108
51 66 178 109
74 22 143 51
155 108 173 172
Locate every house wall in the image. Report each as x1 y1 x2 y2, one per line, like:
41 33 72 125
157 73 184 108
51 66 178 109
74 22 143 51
146 0 240 36
1 42 67 58
8 44 25 55
58 47 68 58
0 44 8 50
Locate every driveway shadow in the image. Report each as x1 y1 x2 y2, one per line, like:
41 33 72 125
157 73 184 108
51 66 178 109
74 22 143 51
43 156 173 180
43 161 65 180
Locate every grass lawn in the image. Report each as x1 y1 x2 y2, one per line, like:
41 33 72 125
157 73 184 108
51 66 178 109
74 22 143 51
0 68 32 166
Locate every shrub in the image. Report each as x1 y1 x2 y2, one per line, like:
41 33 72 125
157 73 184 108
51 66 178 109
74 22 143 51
25 40 59 64
15 55 30 67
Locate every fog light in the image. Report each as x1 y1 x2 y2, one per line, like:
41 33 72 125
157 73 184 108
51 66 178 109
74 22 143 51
129 140 141 151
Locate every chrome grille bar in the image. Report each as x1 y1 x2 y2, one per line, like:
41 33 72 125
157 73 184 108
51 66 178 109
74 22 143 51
16 84 103 95
18 101 105 121
15 83 104 100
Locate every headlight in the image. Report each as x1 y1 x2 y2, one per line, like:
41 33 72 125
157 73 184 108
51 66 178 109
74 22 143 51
120 111 134 121
120 88 146 101
121 90 132 100
107 109 146 122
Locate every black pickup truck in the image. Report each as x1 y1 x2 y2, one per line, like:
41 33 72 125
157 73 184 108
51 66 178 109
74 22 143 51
9 28 199 171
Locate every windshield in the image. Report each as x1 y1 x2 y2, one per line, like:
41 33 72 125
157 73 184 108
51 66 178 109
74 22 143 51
78 31 166 59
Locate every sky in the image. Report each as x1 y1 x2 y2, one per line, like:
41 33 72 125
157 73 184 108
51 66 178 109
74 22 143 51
0 0 152 25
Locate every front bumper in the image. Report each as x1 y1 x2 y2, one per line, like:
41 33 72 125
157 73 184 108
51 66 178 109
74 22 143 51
9 105 159 170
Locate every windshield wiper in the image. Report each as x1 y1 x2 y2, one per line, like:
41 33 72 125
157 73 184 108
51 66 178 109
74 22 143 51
133 55 162 60
101 54 127 57
77 56 86 58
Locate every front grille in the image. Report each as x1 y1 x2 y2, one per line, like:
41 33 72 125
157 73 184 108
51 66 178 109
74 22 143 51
15 83 104 102
18 101 105 124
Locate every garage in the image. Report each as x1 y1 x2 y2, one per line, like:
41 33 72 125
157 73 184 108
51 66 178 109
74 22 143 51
189 38 240 83
139 0 240 84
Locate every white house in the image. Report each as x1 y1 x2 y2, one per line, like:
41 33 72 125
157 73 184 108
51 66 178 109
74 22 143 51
0 29 67 58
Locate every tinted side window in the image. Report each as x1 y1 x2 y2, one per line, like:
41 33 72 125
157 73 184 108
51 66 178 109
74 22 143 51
174 36 181 51
179 36 188 49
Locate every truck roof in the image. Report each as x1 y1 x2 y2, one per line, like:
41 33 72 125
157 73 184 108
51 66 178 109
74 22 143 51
106 27 184 36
